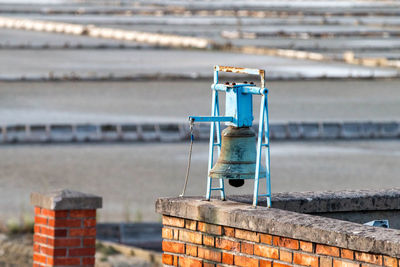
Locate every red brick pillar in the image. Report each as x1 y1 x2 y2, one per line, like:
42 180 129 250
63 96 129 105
31 189 102 267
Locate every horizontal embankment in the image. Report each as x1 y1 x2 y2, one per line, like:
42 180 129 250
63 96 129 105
0 121 399 144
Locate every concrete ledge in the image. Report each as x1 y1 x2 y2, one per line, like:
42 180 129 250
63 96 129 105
31 189 102 210
230 188 400 213
156 191 400 257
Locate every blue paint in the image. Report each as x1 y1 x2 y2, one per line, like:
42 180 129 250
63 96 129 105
189 65 271 207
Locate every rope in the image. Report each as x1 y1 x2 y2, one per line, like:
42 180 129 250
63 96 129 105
180 119 194 197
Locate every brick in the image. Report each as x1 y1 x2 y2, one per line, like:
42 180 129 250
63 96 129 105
69 210 96 218
274 263 292 267
235 255 258 267
83 238 96 247
223 226 235 237
215 238 240 252
280 249 293 263
33 234 47 244
69 247 96 256
222 253 234 265
320 256 333 267
162 254 173 265
203 235 214 247
34 225 41 234
33 244 41 253
204 263 215 267
69 228 96 237
47 257 80 265
198 222 222 235
333 259 360 267
383 256 398 267
162 228 173 239
235 229 259 242
179 229 202 244
35 216 47 225
300 241 313 252
41 227 67 237
341 249 354 260
173 255 178 266
241 242 254 255
293 252 318 267
198 247 221 262
316 244 340 257
179 257 202 267
173 229 179 240
48 238 80 247
33 253 47 264
48 219 81 228
163 216 185 228
41 209 68 218
83 219 96 227
355 252 382 265
185 219 197 230
82 257 95 265
260 233 272 245
260 259 272 267
41 247 67 257
186 244 197 257
162 241 185 254
273 236 299 250
35 207 41 215
254 244 278 259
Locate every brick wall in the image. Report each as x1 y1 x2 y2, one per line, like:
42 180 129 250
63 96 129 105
30 189 102 267
33 207 97 267
161 215 399 267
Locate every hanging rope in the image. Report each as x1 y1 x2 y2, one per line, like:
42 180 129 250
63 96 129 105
180 119 194 197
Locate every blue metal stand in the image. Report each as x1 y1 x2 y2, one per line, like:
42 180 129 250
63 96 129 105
189 65 271 207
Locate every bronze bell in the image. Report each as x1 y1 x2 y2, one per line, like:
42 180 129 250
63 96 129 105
209 126 266 187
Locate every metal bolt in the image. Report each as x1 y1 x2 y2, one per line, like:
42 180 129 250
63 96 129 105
224 82 229 85
232 82 236 86
243 81 248 84
250 82 254 85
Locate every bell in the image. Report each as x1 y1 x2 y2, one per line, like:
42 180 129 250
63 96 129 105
209 126 266 187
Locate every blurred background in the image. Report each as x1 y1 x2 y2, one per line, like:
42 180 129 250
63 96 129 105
1 0 400 229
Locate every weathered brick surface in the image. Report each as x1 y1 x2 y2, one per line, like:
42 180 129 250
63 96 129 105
234 255 258 267
333 259 360 267
215 238 240 252
279 249 293 263
33 206 98 267
273 237 299 250
383 256 398 267
160 216 399 267
198 247 221 262
254 244 279 259
316 244 340 257
341 249 354 260
163 215 185 228
235 229 259 242
300 241 313 253
198 222 222 235
355 252 382 265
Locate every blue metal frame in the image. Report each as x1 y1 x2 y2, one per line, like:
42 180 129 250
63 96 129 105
189 65 271 207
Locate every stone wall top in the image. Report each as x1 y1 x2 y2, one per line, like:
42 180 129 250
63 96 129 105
31 189 102 210
230 188 400 213
156 189 400 257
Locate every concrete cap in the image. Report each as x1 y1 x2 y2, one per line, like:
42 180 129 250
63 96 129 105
31 189 102 210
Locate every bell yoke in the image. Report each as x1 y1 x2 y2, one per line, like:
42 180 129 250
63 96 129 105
189 65 271 207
